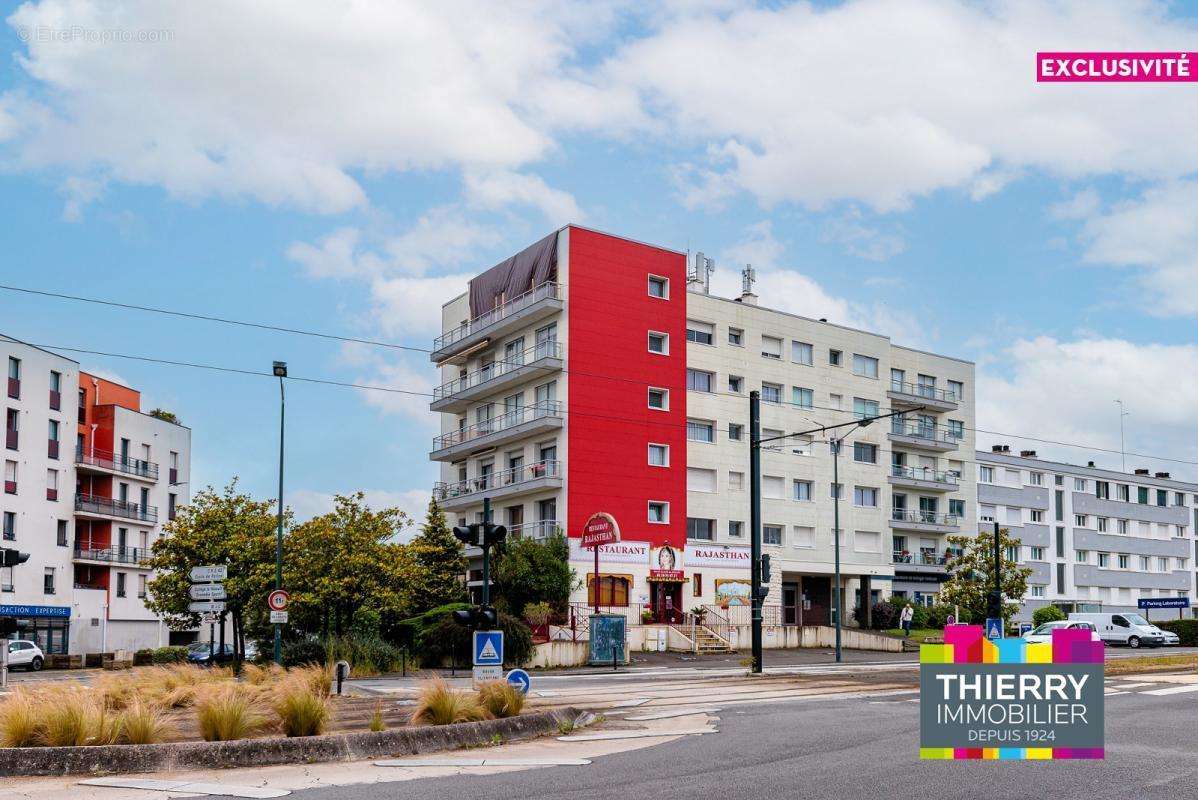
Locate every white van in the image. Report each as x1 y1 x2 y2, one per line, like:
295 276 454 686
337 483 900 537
1068 612 1166 648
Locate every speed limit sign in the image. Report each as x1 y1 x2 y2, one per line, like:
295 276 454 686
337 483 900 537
267 589 290 612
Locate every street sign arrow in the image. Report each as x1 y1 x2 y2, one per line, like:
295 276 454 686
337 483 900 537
189 583 227 601
188 600 226 613
189 565 227 583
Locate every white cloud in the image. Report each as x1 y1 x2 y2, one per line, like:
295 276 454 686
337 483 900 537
287 488 431 541
463 170 581 225
820 207 906 262
1049 188 1101 221
58 174 105 221
339 343 437 430
978 336 1198 479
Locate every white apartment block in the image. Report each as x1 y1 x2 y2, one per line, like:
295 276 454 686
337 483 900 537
977 447 1198 622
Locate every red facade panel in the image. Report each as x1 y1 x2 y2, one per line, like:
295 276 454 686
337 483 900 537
566 227 688 550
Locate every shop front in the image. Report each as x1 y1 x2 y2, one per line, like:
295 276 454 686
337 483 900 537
0 604 71 654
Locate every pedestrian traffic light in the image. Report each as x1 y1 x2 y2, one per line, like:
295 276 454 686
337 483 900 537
451 605 498 630
1 548 29 568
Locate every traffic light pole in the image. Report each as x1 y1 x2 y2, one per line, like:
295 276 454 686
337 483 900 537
990 520 1002 621
482 497 491 608
749 391 763 675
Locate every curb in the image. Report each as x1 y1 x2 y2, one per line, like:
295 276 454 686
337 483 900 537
0 707 584 777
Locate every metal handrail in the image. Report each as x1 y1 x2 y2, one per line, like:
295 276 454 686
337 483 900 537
432 341 562 401
889 380 959 403
891 508 958 526
890 418 961 444
433 402 562 450
508 520 560 540
73 545 152 565
433 281 562 351
75 446 159 480
892 549 949 566
75 493 158 523
433 459 562 501
890 464 959 484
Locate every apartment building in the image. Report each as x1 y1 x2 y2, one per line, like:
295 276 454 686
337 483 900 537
429 227 976 625
1 335 191 654
976 447 1198 622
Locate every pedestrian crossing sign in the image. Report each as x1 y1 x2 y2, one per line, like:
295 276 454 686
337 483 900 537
473 630 504 666
985 617 1003 640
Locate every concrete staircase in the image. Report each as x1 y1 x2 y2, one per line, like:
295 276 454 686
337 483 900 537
693 625 734 654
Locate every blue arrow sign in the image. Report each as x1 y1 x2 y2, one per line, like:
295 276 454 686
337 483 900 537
505 668 531 694
473 630 503 666
985 617 1003 641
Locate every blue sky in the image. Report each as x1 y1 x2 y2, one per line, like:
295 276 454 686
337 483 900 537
2 0 1198 526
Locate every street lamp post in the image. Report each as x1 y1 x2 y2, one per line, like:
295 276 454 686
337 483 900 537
829 419 873 663
272 360 287 665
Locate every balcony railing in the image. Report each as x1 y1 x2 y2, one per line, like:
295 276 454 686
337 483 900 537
433 282 562 352
73 545 152 565
434 459 561 503
891 508 958 526
890 418 961 445
433 402 562 451
433 341 563 402
893 550 951 566
75 493 158 524
890 464 959 484
889 380 958 403
75 446 160 481
509 520 560 541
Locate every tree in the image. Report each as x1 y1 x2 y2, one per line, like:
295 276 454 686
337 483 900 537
940 528 1033 625
283 492 416 637
1032 604 1067 626
492 531 577 618
148 408 181 425
145 480 279 665
407 498 467 613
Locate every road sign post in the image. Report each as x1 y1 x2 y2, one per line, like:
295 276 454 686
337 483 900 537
581 513 620 614
473 629 504 686
505 668 531 694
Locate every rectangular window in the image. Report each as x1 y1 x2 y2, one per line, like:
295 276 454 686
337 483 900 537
1095 481 1110 500
979 505 996 522
648 275 668 298
947 420 964 439
648 331 668 354
793 480 812 501
1056 563 1065 594
1075 514 1087 527
852 354 878 378
853 486 878 507
648 443 669 467
648 502 670 524
761 383 782 404
763 525 783 546
1117 484 1130 502
763 476 784 499
761 335 782 360
728 471 744 491
791 341 813 365
1029 471 1044 486
1055 490 1064 521
792 387 813 408
728 375 743 393
686 320 713 345
687 517 714 541
1118 554 1130 569
2 511 13 540
687 467 716 493
686 369 714 393
138 574 147 599
1117 519 1129 534
1056 526 1065 558
1030 585 1045 598
57 519 67 546
1156 489 1168 507
1074 478 1086 491
829 349 842 366
728 423 743 441
947 380 964 401
727 327 743 346
1098 553 1110 568
853 442 877 464
1029 547 1045 560
830 483 843 500
1097 517 1109 532
949 499 965 518
728 521 744 539
793 526 815 548
687 419 714 443
1076 550 1089 563
1137 486 1149 504
116 572 127 597
43 567 54 594
979 466 994 483
853 397 879 419
648 387 669 410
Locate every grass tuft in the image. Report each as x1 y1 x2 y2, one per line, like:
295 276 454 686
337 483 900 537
274 685 330 737
476 680 525 718
368 702 386 733
0 689 41 747
195 686 266 742
120 701 174 744
409 679 487 726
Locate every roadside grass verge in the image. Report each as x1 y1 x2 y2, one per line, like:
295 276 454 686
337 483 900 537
1105 652 1198 676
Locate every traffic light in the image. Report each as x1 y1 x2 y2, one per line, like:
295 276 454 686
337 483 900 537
451 605 497 630
452 522 508 548
760 554 772 584
1 548 29 568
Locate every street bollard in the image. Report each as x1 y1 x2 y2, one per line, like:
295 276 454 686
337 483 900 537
401 647 407 678
334 660 350 696
0 640 7 690
612 644 618 673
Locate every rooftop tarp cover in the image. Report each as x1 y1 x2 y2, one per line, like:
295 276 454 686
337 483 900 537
468 232 558 318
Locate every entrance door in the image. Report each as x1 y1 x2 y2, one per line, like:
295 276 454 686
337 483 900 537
782 582 799 625
651 583 682 624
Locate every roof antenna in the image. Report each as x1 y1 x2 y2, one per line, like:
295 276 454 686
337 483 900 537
739 264 758 305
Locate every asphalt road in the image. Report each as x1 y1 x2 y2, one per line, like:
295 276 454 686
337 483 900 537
271 687 1198 800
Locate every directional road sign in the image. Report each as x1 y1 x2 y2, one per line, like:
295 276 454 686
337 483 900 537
505 668 531 694
189 565 227 583
189 583 227 601
188 600 226 613
473 630 503 666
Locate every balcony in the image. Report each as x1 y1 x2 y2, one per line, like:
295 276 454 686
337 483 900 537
431 402 563 462
887 464 959 492
73 544 152 566
75 493 158 524
886 380 959 412
892 549 952 575
887 419 961 452
888 508 959 533
430 341 564 414
75 446 159 482
509 520 560 541
430 282 563 364
434 459 562 512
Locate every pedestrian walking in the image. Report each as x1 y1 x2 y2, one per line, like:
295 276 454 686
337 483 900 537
900 603 914 637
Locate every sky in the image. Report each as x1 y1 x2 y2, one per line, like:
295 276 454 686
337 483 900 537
1 0 1198 531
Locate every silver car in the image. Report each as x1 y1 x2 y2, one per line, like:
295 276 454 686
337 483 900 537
5 639 45 671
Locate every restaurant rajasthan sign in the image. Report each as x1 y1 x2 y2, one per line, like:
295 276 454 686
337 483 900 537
581 512 620 548
568 539 649 565
684 545 751 570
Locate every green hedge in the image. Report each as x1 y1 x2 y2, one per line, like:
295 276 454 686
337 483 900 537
151 646 188 664
1157 619 1198 646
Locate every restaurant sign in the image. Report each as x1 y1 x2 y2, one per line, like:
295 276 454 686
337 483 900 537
568 539 650 565
685 545 751 570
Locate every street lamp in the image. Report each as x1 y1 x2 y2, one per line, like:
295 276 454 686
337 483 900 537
272 361 287 664
830 416 873 664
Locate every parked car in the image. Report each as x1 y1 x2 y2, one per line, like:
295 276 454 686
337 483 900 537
186 641 259 665
1069 612 1166 648
5 639 45 671
1022 620 1101 645
1160 629 1181 646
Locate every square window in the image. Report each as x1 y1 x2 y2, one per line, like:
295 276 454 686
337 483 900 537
687 369 714 393
793 480 812 501
648 275 668 298
852 442 877 464
728 521 744 538
792 387 813 408
728 375 743 393
728 423 743 441
648 502 669 523
648 388 668 410
687 517 714 540
791 341 813 365
852 354 878 378
687 419 715 443
648 443 669 466
761 383 782 404
761 335 783 359
648 332 668 354
728 327 743 346
763 525 783 546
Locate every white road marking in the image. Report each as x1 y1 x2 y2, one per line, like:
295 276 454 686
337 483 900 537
79 778 289 798
557 728 715 742
626 707 721 721
1141 684 1198 696
375 757 591 767
1104 691 1129 696
609 697 651 707
1111 682 1154 690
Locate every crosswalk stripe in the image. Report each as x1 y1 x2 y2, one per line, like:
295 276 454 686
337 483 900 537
1141 684 1198 696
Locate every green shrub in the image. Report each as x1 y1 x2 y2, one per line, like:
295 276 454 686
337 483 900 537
416 610 534 668
323 635 404 675
274 685 329 737
1032 604 1067 626
151 646 188 664
280 638 327 668
1157 619 1198 646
